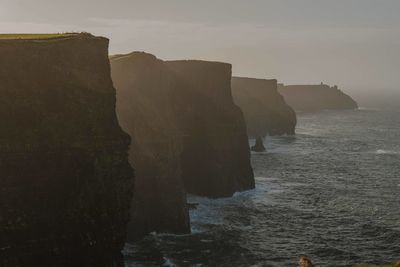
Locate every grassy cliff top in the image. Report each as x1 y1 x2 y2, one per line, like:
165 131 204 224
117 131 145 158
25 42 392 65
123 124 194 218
0 33 90 40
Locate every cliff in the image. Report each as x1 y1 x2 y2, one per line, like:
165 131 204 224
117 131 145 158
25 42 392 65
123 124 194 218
110 54 254 239
110 52 190 240
166 60 254 197
232 77 296 137
278 83 358 112
0 33 133 267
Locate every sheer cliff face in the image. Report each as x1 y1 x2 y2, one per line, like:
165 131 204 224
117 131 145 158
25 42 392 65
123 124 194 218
0 34 133 267
231 77 297 137
166 61 255 198
110 52 190 240
278 84 358 112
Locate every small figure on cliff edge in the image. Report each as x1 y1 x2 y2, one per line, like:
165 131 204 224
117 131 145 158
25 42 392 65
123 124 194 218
251 136 266 152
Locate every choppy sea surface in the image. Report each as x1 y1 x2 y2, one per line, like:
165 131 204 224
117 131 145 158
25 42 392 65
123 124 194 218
124 108 400 267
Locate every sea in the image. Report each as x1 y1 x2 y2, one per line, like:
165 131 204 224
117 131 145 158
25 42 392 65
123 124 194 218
124 107 400 267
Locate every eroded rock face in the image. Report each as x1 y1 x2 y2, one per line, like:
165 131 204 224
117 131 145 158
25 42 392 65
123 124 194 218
110 52 190 240
232 77 296 137
111 54 254 239
166 61 255 198
278 83 358 112
0 33 133 267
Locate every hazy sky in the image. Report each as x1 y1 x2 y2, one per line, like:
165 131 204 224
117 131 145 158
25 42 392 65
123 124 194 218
1 0 400 92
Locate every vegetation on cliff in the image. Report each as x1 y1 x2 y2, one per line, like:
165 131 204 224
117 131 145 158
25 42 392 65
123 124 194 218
0 33 76 39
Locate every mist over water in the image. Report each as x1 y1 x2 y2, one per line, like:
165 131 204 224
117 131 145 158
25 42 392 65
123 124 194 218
124 107 400 267
350 89 400 111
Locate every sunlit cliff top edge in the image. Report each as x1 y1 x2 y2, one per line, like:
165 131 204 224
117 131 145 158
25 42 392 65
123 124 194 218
110 51 230 66
0 32 103 41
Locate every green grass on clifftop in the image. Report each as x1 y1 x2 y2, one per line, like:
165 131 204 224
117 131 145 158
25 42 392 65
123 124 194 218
0 33 77 40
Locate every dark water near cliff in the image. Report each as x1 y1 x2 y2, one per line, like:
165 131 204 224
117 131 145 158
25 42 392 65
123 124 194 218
124 108 400 267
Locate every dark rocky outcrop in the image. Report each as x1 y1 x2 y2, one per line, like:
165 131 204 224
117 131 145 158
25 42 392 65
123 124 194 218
251 137 266 152
110 52 190 240
278 83 358 112
232 77 296 137
0 33 133 267
299 256 315 267
166 60 254 198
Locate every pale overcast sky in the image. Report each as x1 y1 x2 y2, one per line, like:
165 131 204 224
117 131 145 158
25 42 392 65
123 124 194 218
1 0 400 92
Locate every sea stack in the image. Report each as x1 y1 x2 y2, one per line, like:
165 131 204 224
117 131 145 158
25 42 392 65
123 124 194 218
251 137 266 152
166 60 255 198
0 33 133 267
232 77 296 137
110 52 190 240
278 83 358 112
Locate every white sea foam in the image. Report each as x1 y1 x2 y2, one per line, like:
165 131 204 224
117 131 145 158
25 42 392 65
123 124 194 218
162 257 177 267
188 177 281 233
250 151 268 155
358 107 380 111
375 149 400 155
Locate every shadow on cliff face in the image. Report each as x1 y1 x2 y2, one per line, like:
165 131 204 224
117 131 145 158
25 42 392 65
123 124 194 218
0 33 133 266
111 52 254 240
111 52 190 241
166 60 255 198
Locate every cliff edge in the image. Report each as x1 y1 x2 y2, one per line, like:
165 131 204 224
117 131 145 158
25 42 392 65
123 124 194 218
0 33 133 267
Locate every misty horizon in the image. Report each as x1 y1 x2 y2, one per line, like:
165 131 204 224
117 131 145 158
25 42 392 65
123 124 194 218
1 0 400 94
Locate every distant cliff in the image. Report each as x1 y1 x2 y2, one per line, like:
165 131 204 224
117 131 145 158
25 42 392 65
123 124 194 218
110 52 190 240
0 33 133 267
232 77 296 137
278 83 358 112
166 60 255 198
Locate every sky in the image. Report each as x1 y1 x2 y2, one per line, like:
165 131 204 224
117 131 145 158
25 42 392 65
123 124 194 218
1 0 400 94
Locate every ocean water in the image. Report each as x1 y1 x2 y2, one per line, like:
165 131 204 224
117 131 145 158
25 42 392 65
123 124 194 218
124 108 400 267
